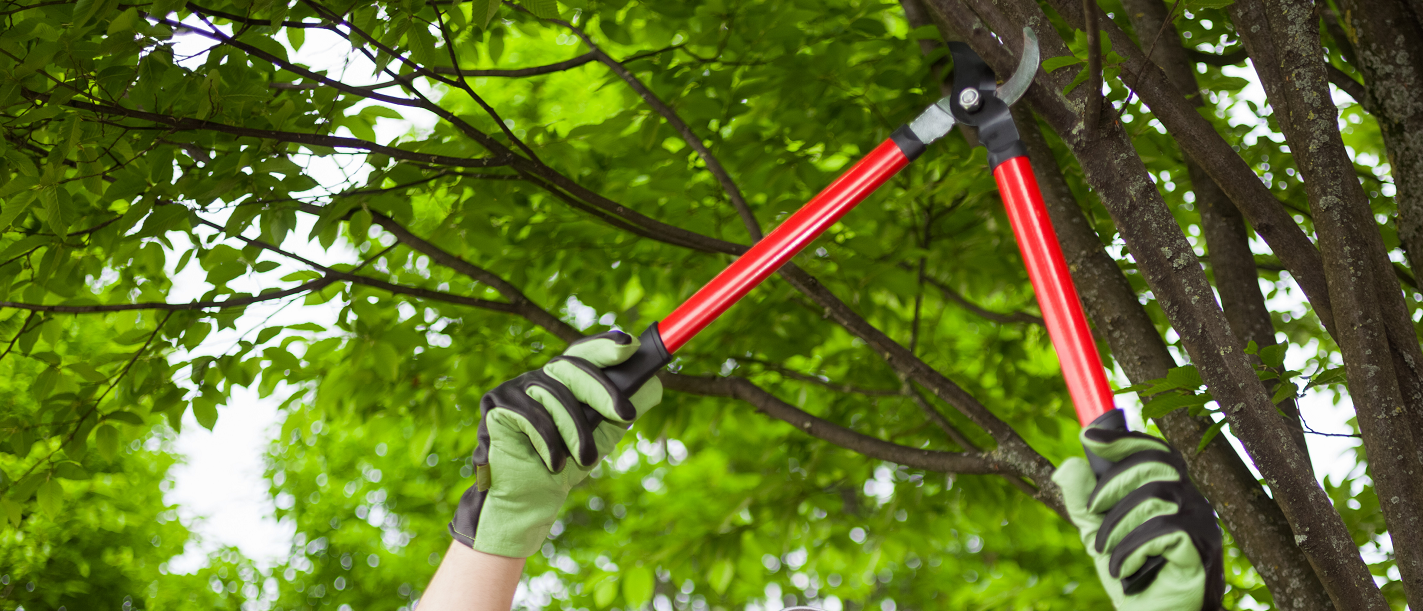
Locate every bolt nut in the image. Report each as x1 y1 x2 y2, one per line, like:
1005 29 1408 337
958 88 982 112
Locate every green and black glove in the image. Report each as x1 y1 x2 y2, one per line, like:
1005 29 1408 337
1052 410 1224 611
448 330 663 558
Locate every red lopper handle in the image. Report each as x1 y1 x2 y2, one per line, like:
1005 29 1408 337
657 138 912 353
993 156 1115 426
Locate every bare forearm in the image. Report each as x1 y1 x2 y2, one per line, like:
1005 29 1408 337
419 542 526 611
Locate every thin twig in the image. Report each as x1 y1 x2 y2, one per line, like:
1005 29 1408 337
1115 0 1186 122
0 312 40 364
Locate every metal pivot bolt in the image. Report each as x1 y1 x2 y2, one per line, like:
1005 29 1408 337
958 87 982 112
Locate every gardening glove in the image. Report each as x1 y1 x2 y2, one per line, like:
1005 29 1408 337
448 330 663 558
1051 409 1224 611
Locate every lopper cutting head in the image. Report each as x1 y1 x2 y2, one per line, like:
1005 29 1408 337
903 27 1041 161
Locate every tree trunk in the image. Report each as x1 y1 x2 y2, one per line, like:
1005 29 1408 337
1121 0 1311 464
1014 102 1333 610
1232 1 1423 604
924 1 1391 607
1338 0 1423 286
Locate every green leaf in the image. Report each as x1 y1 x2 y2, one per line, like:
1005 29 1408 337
1142 392 1212 420
54 462 90 480
1271 380 1298 404
113 328 155 344
1191 0 1235 8
908 24 940 41
0 185 38 231
193 395 219 430
36 479 62 515
594 576 619 608
1259 343 1287 368
96 424 120 459
709 558 735 594
68 362 108 383
256 326 284 345
32 366 60 402
471 0 501 28
104 411 146 425
1113 382 1150 394
10 472 45 501
1197 419 1228 454
1165 365 1203 390
1306 367 1348 390
182 322 212 351
0 498 20 527
622 566 654 609
521 0 557 18
1042 55 1084 72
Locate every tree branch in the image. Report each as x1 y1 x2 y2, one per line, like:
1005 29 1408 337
0 278 334 313
661 374 1031 479
1324 63 1381 116
148 11 423 109
923 275 1043 325
46 93 504 168
1185 47 1249 66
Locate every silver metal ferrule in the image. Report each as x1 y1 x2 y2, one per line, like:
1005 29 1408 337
907 100 956 145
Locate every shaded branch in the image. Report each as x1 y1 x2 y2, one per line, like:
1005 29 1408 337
1325 63 1381 116
185 2 332 27
923 275 1044 325
148 11 422 109
1185 47 1250 66
47 92 504 169
661 373 999 475
0 278 334 313
185 212 522 315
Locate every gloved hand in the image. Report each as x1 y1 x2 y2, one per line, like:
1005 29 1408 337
448 330 663 557
1051 410 1224 611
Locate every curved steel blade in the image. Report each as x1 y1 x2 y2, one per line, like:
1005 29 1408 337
995 27 1040 106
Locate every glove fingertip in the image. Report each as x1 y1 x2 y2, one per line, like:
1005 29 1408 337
563 331 641 367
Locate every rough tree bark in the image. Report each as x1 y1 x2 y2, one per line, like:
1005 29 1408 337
1231 1 1423 603
1336 0 1423 285
1012 97 1332 610
925 0 1391 607
1333 0 1423 445
898 9 1322 599
1119 0 1310 461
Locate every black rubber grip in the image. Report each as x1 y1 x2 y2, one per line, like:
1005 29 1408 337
987 141 1029 171
602 323 672 396
890 125 926 161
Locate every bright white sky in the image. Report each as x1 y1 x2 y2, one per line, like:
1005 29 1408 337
153 17 1390 608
